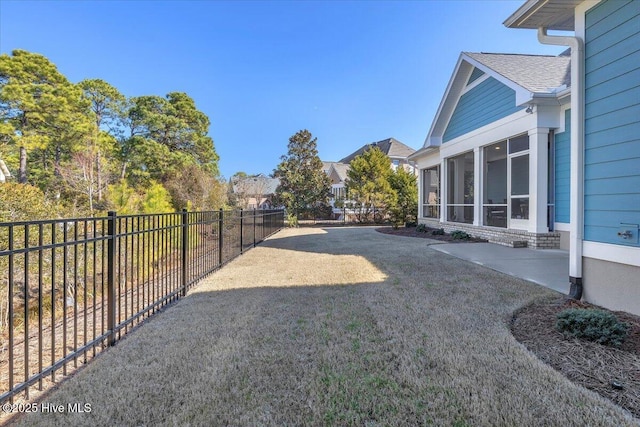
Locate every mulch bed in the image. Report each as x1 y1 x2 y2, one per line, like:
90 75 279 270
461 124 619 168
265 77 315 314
511 297 640 419
376 226 488 243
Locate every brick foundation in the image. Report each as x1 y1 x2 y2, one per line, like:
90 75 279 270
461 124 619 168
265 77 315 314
418 218 560 249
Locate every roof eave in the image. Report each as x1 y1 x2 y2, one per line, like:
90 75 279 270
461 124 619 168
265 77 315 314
408 146 439 161
503 0 579 31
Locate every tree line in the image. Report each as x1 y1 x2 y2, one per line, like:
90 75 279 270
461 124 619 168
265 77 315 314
1 50 417 225
0 49 225 221
274 130 418 226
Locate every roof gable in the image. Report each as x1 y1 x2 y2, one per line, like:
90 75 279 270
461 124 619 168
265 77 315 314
465 52 570 94
328 162 349 183
423 51 571 148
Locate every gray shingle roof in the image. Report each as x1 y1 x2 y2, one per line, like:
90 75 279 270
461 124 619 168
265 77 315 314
465 52 571 93
322 161 338 173
330 163 349 182
339 138 416 164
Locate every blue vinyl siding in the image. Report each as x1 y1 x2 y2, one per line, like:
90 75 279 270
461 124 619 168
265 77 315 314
555 109 571 224
467 67 485 85
443 77 523 143
584 0 640 246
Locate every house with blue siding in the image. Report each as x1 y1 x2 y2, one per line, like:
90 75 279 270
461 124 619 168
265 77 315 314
410 51 571 248
411 0 639 315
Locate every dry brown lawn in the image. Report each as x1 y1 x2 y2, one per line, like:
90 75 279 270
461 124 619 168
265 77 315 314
11 227 639 426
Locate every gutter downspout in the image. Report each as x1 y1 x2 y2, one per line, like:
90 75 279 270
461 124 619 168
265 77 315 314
537 27 584 300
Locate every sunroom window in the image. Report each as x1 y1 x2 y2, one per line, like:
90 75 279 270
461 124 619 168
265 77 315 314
447 151 474 224
510 154 529 220
483 141 507 227
422 166 440 218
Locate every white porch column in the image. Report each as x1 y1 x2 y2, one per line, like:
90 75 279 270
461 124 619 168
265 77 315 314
529 128 549 233
440 159 447 223
473 147 482 226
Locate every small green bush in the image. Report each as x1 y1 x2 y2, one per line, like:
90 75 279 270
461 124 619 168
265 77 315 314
416 224 427 233
405 221 417 228
286 214 298 228
556 308 629 347
431 228 445 236
450 230 471 240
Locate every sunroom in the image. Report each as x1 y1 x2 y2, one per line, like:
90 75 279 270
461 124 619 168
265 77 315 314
410 51 572 249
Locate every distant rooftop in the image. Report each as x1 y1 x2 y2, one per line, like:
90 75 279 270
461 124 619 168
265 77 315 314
339 138 416 164
329 162 349 182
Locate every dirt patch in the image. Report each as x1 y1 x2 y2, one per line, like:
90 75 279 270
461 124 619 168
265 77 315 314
511 296 640 419
376 225 488 243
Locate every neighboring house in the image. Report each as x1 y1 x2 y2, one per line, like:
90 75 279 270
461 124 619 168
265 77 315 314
326 162 349 203
338 137 417 175
411 0 639 315
324 138 417 219
231 174 280 210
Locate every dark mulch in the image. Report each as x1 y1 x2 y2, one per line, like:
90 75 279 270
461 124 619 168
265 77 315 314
511 297 640 419
376 226 488 243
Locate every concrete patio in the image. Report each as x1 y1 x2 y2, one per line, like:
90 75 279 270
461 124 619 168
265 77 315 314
431 242 570 295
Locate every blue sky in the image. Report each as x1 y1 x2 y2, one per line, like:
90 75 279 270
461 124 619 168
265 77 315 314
0 0 564 179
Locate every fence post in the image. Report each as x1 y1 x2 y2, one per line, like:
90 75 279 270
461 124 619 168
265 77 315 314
240 209 244 254
107 211 117 347
218 208 223 266
253 209 257 247
181 209 188 297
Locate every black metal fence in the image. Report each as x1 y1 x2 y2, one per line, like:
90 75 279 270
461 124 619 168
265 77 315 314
0 208 284 404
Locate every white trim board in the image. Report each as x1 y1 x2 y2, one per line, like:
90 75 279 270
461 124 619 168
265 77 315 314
461 74 491 95
583 241 640 268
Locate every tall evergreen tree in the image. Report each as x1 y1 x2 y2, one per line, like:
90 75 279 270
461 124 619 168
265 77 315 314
125 93 219 180
0 49 91 187
346 146 396 223
274 129 331 218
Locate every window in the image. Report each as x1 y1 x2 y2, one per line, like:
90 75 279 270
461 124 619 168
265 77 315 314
508 134 529 154
447 151 474 223
481 134 530 228
483 141 507 227
422 166 440 218
509 134 529 220
331 186 346 201
510 154 529 220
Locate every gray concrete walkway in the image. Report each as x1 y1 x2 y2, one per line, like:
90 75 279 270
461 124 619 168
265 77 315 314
431 242 570 295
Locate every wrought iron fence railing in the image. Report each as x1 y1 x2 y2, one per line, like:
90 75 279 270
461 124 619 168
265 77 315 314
0 208 284 404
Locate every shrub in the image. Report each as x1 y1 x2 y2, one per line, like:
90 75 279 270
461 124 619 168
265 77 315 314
431 228 445 236
556 308 629 347
416 224 427 233
0 182 54 221
450 230 471 240
286 214 298 228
